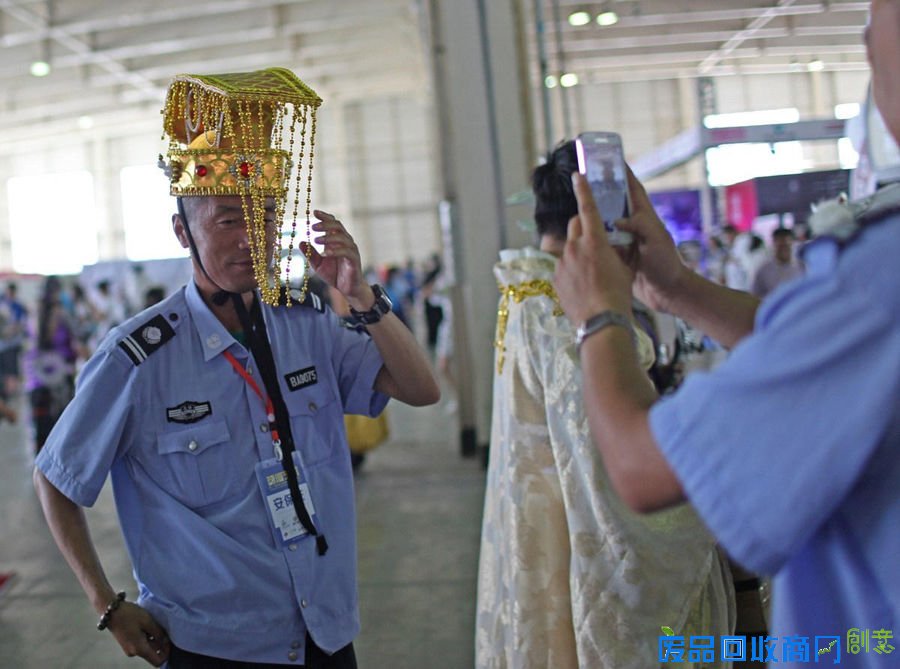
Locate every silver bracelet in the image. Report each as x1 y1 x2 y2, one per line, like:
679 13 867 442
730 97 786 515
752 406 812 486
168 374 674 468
574 311 634 351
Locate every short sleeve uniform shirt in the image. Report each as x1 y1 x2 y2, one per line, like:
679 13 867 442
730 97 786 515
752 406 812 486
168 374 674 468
650 214 900 667
35 281 389 664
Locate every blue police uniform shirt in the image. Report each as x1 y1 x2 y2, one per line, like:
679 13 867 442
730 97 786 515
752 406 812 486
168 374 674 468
35 280 389 664
650 214 899 667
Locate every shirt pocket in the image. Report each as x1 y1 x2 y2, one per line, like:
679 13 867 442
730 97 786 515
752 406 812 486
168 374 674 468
153 419 236 508
283 380 341 467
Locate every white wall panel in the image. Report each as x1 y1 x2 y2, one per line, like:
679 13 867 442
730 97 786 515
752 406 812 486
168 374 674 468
0 65 873 274
341 94 441 268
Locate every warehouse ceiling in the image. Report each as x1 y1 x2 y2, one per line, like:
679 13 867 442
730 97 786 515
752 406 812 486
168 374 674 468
535 0 871 84
0 0 872 146
0 0 430 145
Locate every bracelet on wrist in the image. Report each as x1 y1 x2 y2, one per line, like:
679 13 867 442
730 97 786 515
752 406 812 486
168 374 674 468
96 591 126 631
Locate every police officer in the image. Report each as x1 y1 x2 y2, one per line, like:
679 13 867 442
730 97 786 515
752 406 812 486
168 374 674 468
33 69 439 668
554 1 900 665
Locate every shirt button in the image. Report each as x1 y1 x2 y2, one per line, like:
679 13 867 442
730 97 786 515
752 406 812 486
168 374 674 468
307 402 317 414
289 544 298 552
288 650 299 662
291 641 300 649
301 599 308 608
260 423 269 433
188 440 198 452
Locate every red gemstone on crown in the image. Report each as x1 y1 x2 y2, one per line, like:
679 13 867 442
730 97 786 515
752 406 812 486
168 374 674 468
239 162 251 178
195 165 208 177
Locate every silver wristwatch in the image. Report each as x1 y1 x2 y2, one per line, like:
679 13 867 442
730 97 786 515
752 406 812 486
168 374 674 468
574 310 633 351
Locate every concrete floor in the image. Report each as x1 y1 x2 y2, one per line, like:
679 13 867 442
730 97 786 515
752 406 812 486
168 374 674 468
0 395 485 668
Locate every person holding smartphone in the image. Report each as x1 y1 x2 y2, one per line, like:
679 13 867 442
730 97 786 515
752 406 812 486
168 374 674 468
476 140 734 668
553 1 900 664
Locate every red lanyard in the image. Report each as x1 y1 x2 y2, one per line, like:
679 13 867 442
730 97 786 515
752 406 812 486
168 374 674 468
223 350 281 452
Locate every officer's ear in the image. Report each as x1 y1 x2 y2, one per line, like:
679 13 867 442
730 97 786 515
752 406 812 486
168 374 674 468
172 213 190 249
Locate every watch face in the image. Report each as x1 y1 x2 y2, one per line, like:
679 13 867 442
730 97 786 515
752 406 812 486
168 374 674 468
375 285 393 311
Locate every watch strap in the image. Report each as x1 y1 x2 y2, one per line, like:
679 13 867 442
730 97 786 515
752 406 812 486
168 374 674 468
575 310 634 351
348 284 392 325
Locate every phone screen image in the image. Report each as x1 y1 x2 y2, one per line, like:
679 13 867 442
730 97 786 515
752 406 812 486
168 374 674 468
575 133 633 245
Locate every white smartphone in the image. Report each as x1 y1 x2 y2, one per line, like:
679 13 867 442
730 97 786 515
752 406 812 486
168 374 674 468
575 131 633 245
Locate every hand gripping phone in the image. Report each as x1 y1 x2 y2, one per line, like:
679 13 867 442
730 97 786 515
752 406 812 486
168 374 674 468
575 131 633 245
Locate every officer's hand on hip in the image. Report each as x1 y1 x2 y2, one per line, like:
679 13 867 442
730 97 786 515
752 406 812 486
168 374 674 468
106 602 170 667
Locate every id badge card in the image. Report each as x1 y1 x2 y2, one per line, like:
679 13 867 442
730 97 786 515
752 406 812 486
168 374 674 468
255 456 318 548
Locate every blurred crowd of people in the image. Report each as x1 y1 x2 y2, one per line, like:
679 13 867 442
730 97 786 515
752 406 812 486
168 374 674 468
0 267 169 454
0 254 460 457
358 253 456 402
700 223 806 298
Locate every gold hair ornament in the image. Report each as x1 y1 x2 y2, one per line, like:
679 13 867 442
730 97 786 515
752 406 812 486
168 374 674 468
494 279 564 374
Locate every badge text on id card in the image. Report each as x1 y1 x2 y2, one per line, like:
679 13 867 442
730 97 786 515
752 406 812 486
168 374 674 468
255 458 318 546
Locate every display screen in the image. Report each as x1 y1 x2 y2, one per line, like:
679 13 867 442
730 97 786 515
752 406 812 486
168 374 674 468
649 189 704 244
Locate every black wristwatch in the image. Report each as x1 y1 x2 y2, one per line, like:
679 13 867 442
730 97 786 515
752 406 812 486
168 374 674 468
348 284 393 325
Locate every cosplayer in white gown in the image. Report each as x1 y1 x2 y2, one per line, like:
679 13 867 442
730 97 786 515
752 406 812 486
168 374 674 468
476 248 735 668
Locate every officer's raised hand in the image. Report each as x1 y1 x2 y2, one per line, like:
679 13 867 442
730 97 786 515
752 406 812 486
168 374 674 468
303 210 375 309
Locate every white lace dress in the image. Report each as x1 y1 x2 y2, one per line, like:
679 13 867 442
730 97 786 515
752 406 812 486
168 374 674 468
476 248 735 668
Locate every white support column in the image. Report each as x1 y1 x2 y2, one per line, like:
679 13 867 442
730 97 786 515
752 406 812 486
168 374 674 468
331 100 373 263
426 0 535 457
90 136 125 261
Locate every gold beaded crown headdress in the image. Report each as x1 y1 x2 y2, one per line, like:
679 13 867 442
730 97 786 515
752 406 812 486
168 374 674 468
159 68 322 306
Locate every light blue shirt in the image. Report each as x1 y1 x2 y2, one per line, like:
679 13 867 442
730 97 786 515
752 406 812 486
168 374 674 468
650 214 900 667
35 281 389 664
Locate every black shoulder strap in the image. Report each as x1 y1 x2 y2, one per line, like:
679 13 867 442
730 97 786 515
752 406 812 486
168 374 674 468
231 293 328 556
277 285 326 312
117 314 176 366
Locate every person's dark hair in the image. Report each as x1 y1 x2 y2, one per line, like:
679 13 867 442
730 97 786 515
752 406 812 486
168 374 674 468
532 140 579 240
772 227 794 240
422 267 441 287
144 286 166 308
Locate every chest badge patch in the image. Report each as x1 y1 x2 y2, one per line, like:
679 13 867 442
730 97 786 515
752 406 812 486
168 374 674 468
166 400 212 424
285 366 317 391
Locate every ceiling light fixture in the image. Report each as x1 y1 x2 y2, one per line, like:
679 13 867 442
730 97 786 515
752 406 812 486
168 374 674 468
807 59 825 72
596 11 619 26
31 37 53 78
568 11 591 27
560 73 579 88
30 60 51 77
545 75 558 89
